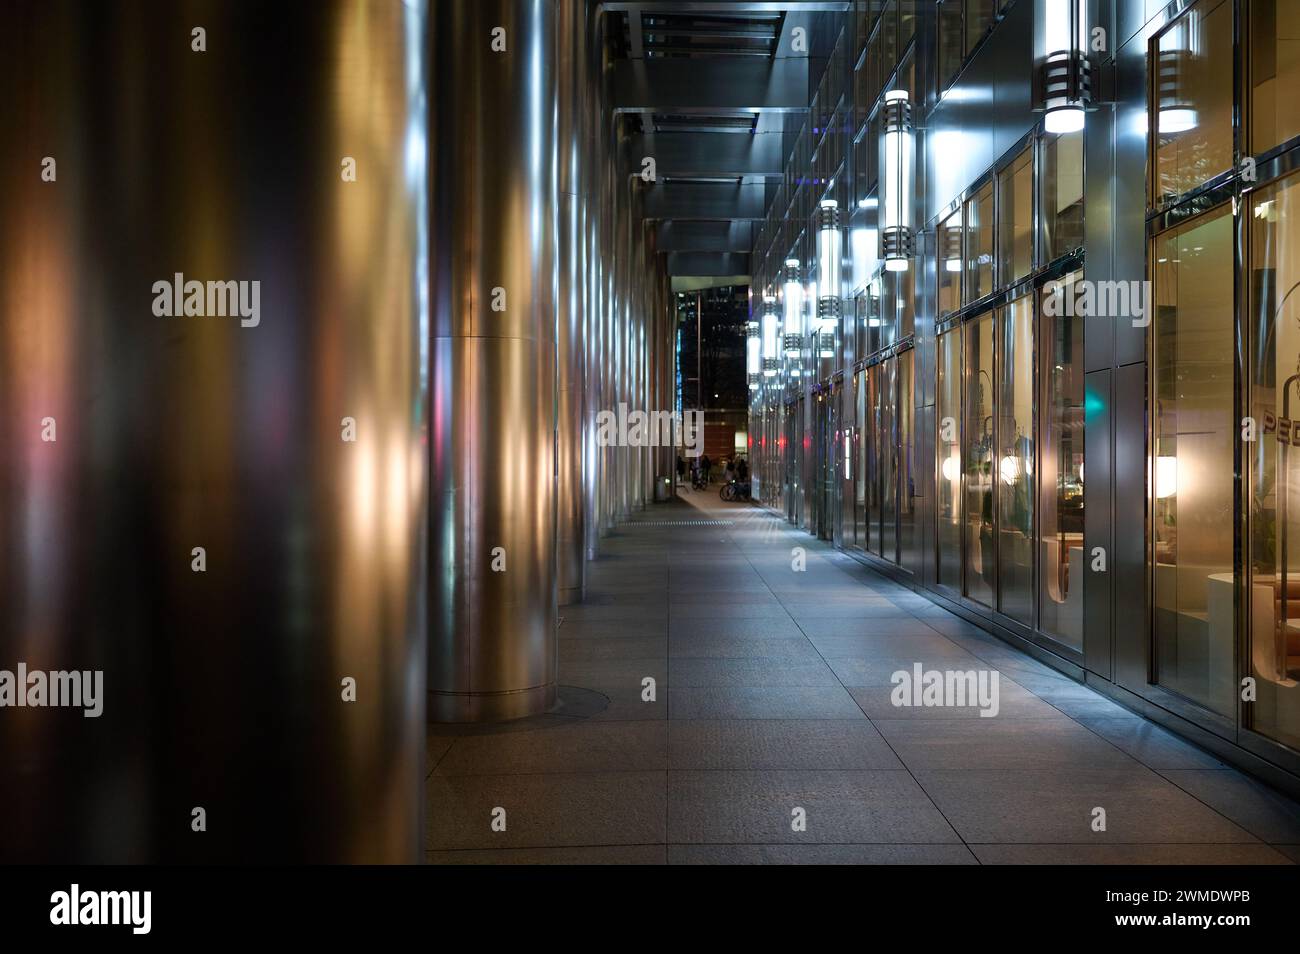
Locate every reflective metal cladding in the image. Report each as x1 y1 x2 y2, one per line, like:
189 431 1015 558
0 0 429 861
428 0 558 722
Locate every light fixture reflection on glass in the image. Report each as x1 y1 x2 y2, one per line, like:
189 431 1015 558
999 455 1023 485
1039 0 1090 135
941 454 960 482
942 217 962 273
1158 107 1197 133
1157 10 1198 135
880 90 914 273
1155 455 1179 499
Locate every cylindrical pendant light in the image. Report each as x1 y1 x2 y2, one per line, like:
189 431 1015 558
1039 0 1090 134
761 293 779 377
782 258 802 358
816 199 840 358
880 90 914 273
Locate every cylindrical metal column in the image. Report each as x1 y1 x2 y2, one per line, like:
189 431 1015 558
0 0 428 862
583 8 603 560
601 127 618 535
429 0 557 722
556 0 586 605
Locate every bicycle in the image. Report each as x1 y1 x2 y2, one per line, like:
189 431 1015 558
720 480 751 502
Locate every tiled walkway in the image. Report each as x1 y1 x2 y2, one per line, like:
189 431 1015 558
426 493 1300 864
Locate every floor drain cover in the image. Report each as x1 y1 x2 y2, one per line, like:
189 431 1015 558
634 519 733 526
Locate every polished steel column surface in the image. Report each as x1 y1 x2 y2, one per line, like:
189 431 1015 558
556 0 586 606
429 0 558 722
582 10 604 561
0 0 428 862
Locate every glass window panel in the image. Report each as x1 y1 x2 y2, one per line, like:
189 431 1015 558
855 367 868 548
938 0 963 91
1152 204 1235 717
1042 129 1085 261
937 327 963 590
855 289 868 365
897 262 915 339
866 271 883 355
998 147 1034 286
881 357 899 562
965 181 994 303
898 349 919 573
1039 271 1086 650
900 0 916 52
1153 0 1234 202
938 208 963 316
1247 172 1300 750
869 23 883 108
882 0 898 76
1250 0 1300 155
867 364 882 553
997 294 1034 625
964 313 996 605
965 0 994 55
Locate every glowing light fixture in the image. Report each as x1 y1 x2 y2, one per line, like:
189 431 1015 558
880 90 914 273
761 293 779 377
782 259 803 359
746 319 760 390
816 200 841 359
1037 0 1090 134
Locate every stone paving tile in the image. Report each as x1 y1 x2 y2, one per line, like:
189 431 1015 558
668 844 977 864
424 493 1300 863
914 768 1260 844
668 769 961 844
668 719 902 771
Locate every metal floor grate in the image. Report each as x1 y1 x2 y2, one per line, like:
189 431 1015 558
631 519 733 526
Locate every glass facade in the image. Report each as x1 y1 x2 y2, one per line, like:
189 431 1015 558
1038 272 1085 650
1153 0 1233 202
1042 129 1084 261
964 313 995 606
743 0 1300 787
965 181 994 303
1151 207 1236 717
1250 0 1300 154
1247 171 1300 750
937 327 962 590
998 148 1034 286
997 293 1034 626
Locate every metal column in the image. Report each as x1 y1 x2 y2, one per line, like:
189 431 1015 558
429 0 557 722
556 0 586 605
0 0 428 862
